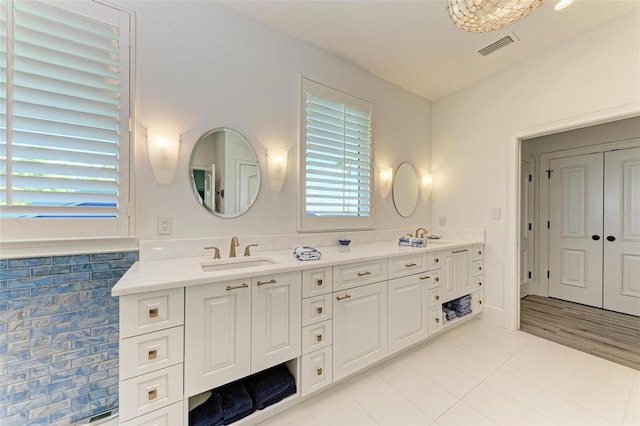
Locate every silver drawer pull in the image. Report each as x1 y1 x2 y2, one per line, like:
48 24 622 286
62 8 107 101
316 334 323 342
419 275 429 280
317 279 323 286
147 349 158 360
148 308 158 318
257 279 277 286
336 294 351 301
316 306 323 315
316 368 323 376
357 271 372 277
148 389 157 400
226 283 249 291
405 262 417 267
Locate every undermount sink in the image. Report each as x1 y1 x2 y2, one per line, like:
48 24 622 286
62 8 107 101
200 257 278 272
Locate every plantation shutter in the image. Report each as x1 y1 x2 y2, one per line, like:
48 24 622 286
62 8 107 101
0 0 132 239
300 78 373 231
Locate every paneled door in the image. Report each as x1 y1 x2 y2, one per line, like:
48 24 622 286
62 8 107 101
549 153 604 307
603 148 640 316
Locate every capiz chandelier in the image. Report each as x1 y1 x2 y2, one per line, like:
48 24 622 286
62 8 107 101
447 0 546 33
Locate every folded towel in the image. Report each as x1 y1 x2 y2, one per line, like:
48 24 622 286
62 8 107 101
218 380 255 425
189 392 224 426
398 236 427 247
244 364 296 410
293 246 322 261
456 309 473 317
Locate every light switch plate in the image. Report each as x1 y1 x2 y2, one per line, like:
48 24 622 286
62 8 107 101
491 208 501 220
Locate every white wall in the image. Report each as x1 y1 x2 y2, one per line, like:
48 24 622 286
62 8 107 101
431 11 640 326
118 0 432 242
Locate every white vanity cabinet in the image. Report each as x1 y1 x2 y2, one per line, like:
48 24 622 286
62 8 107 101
184 278 251 397
333 280 388 381
251 271 302 373
441 247 471 302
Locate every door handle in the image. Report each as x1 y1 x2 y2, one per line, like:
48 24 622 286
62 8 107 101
591 235 600 241
606 236 616 242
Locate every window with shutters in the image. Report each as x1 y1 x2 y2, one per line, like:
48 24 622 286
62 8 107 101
300 78 373 231
0 0 133 241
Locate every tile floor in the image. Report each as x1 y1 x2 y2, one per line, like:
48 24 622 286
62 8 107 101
259 319 640 426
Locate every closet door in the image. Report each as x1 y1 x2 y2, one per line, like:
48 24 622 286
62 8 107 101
603 147 640 316
548 153 604 307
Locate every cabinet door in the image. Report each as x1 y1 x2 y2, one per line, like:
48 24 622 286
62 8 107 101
252 271 302 373
442 251 456 302
333 281 387 381
442 248 471 302
388 274 427 354
184 280 251 396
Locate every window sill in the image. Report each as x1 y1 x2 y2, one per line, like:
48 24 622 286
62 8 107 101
0 237 139 259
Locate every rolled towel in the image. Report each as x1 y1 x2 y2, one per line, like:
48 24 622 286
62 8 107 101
217 380 255 425
293 246 322 261
398 237 427 247
189 392 224 426
244 364 296 410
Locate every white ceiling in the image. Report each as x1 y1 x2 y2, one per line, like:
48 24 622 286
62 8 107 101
223 0 640 100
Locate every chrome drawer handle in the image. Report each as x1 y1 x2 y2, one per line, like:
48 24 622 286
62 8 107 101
405 262 417 267
316 334 323 342
336 294 351 301
148 308 158 318
317 279 323 286
148 349 157 360
316 306 323 314
257 279 277 286
316 368 323 376
357 271 372 277
226 283 248 291
148 389 157 400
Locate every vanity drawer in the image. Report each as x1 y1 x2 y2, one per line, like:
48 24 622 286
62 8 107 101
471 245 484 261
418 269 443 289
428 307 443 335
333 259 387 291
388 253 428 279
471 260 483 276
120 401 183 426
471 275 483 292
302 319 332 355
301 347 333 397
426 252 444 270
302 293 333 326
472 290 484 313
302 267 333 298
119 363 183 422
119 326 184 380
120 288 184 338
427 287 442 308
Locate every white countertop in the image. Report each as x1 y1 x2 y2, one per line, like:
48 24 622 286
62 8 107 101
112 239 482 296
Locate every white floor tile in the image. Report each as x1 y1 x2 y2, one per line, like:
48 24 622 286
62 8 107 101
435 401 497 426
301 384 377 426
623 373 640 426
257 405 318 426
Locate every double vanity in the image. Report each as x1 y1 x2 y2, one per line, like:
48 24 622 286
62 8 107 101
112 238 484 425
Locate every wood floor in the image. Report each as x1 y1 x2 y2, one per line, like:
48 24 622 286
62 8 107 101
520 295 640 371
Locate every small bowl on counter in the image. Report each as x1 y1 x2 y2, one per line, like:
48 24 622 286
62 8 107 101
338 239 351 246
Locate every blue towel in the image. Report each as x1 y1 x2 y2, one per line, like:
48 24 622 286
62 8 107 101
398 236 427 247
218 380 255 425
293 246 321 261
189 392 224 426
244 364 296 410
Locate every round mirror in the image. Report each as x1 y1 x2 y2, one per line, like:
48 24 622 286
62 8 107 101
189 128 260 218
392 162 419 217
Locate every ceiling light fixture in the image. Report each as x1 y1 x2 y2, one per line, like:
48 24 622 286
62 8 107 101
447 0 545 33
554 0 573 11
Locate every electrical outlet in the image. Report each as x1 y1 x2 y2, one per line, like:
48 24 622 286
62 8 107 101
438 216 446 226
158 216 172 235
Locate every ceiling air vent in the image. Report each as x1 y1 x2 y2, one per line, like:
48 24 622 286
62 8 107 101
478 33 519 56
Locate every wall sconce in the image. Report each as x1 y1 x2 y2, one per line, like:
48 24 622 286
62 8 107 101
421 174 433 201
379 167 393 199
267 148 288 192
147 128 180 185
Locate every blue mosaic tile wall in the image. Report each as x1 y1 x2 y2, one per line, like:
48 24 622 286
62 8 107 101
0 251 139 425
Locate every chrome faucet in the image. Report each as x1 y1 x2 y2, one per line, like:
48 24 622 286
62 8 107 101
229 236 239 258
415 228 428 238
